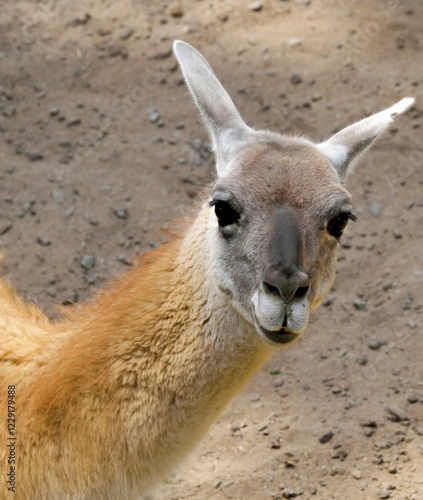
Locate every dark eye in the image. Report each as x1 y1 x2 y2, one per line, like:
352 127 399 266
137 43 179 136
327 212 357 239
213 200 240 227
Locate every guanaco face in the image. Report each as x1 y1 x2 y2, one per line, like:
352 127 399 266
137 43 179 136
174 41 414 346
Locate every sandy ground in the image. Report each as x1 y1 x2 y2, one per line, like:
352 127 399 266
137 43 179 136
0 1 422 499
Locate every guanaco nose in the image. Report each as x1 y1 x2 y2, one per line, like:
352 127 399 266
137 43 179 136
262 206 310 303
263 265 310 302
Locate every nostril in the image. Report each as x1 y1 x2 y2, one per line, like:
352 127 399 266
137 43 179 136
263 281 280 296
294 285 310 300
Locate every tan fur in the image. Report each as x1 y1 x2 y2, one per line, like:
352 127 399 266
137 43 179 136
0 208 272 499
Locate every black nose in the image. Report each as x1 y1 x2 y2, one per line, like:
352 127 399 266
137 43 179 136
263 265 310 303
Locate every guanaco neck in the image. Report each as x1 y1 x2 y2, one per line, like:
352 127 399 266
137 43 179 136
22 206 272 496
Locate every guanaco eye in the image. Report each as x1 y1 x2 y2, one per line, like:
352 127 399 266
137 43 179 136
211 200 240 227
327 212 357 239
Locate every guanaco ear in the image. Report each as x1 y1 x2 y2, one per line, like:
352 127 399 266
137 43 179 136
173 40 252 177
316 98 415 182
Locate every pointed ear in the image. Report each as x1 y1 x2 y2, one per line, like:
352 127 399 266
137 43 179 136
173 40 252 177
316 98 415 182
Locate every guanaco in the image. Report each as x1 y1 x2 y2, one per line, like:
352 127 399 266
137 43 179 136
0 41 414 499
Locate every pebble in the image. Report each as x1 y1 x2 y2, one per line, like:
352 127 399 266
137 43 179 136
368 202 382 217
3 105 16 117
356 354 368 365
290 74 302 85
353 298 367 311
283 488 303 499
0 223 13 236
360 419 377 428
319 431 334 444
108 44 128 58
66 117 81 127
368 338 385 350
119 26 134 40
33 82 44 92
331 449 348 461
377 489 391 499
386 405 409 422
80 254 96 271
287 38 302 47
392 228 403 239
169 3 184 17
52 190 64 203
149 110 160 123
273 377 284 388
114 208 129 220
25 149 44 161
248 1 263 12
49 107 60 116
407 394 419 404
351 469 362 480
295 0 311 5
67 13 91 26
190 138 203 151
36 235 51 247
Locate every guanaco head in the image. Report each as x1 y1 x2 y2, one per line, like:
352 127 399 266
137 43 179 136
174 40 414 347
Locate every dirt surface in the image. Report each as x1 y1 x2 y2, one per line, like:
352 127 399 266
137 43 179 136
1 1 422 499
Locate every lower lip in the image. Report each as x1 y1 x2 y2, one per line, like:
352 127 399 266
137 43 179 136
263 329 299 345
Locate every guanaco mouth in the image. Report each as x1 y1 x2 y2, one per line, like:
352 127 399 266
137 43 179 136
259 326 299 345
252 308 300 345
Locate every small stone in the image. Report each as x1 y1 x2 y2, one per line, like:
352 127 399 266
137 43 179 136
377 489 391 499
33 82 44 92
36 235 51 247
368 202 382 217
351 469 362 480
331 449 348 461
295 0 311 5
271 437 282 449
287 38 302 47
114 208 129 220
402 295 414 310
283 488 303 499
3 105 16 117
353 298 367 311
368 338 385 350
25 149 44 161
273 378 284 388
68 13 91 26
80 254 96 271
290 74 302 85
356 354 368 365
49 107 60 116
319 431 334 444
149 111 160 123
392 228 403 239
153 49 172 60
248 1 263 12
360 419 377 428
169 3 184 17
119 26 135 40
0 223 13 235
66 117 81 127
407 394 419 404
190 138 203 151
386 405 409 422
249 393 261 402
108 44 128 58
52 190 64 203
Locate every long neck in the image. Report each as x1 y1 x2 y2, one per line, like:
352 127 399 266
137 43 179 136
20 207 272 498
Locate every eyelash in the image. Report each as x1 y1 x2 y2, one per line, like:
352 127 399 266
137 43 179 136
326 212 357 239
